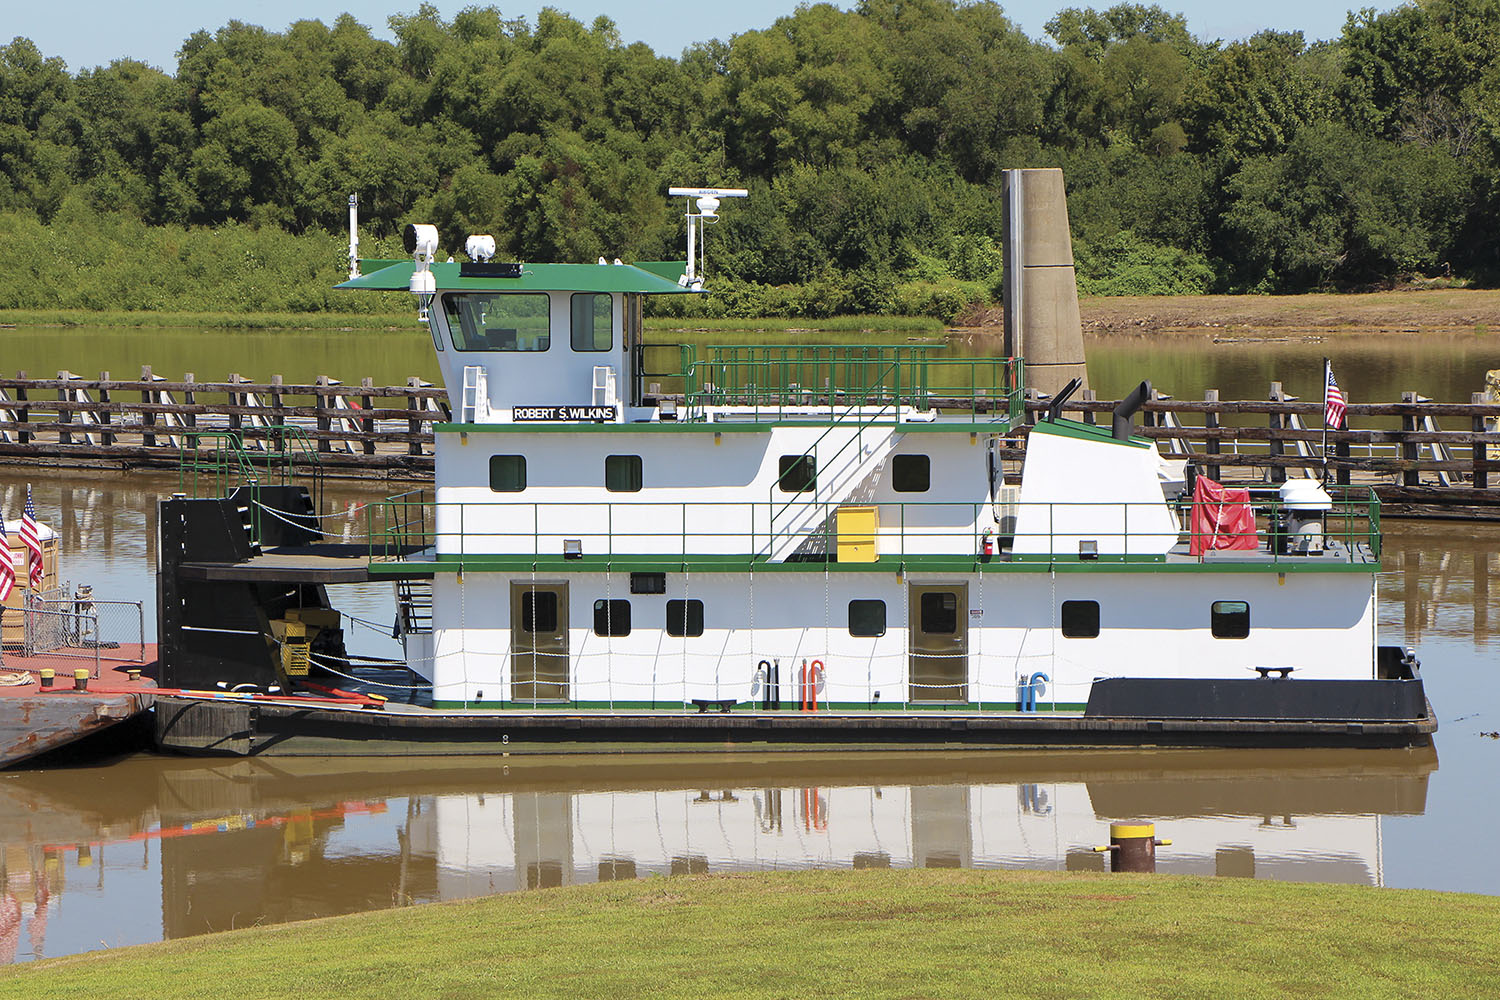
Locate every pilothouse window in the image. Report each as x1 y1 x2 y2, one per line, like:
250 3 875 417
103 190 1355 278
571 293 613 351
443 293 550 352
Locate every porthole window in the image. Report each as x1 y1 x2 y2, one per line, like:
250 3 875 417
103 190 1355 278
571 293 613 351
594 599 631 637
778 454 816 493
666 599 704 637
1061 600 1100 638
606 454 643 492
892 454 930 493
444 292 550 352
1211 600 1250 639
489 455 527 492
848 600 887 637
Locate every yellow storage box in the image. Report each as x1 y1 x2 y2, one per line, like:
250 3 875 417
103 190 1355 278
836 505 879 563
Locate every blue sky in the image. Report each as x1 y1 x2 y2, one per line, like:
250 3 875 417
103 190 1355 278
12 1 1399 74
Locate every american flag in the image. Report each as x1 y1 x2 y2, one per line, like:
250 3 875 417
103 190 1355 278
0 508 12 602
1324 360 1347 430
21 486 42 590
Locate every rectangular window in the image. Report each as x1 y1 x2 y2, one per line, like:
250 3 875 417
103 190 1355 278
489 455 527 492
443 292 550 352
666 599 704 637
777 454 816 493
594 599 631 637
1061 600 1100 638
606 454 643 492
629 572 666 594
920 592 958 635
892 454 930 493
570 293 613 351
1211 600 1250 639
848 599 886 637
520 590 557 633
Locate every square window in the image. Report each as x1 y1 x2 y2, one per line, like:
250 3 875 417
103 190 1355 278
520 590 557 633
1211 600 1249 639
892 454 930 493
571 293 613 351
666 599 704 637
490 455 526 492
594 599 631 636
920 592 958 635
778 454 816 493
848 599 886 637
606 454 643 492
1061 600 1099 638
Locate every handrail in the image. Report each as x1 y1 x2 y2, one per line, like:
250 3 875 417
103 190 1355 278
176 425 325 544
364 489 1383 567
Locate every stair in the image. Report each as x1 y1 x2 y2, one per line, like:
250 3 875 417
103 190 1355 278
396 578 433 636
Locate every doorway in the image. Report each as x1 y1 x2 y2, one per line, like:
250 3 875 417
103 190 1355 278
511 581 569 703
908 584 968 703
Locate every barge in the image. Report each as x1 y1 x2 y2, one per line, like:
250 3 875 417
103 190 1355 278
153 189 1434 755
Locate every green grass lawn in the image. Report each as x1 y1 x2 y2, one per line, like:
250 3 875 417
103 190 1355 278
3 869 1495 998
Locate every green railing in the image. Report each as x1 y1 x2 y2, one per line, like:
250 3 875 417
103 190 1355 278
176 425 324 546
366 489 1382 567
674 345 1023 423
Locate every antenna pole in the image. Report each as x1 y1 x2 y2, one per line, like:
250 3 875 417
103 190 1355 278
347 194 360 280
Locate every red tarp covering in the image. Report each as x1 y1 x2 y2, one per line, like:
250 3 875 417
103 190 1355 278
1189 476 1259 556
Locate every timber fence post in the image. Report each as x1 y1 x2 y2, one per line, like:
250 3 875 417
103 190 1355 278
1204 389 1220 482
57 370 72 446
1473 392 1489 489
1401 391 1420 487
407 377 424 456
1268 382 1286 484
99 371 114 447
140 366 156 448
15 372 27 445
316 375 332 454
361 377 376 456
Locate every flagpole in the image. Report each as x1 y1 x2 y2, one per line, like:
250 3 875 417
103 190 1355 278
1321 357 1330 485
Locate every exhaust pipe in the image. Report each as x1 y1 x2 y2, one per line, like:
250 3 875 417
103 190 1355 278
1113 380 1152 442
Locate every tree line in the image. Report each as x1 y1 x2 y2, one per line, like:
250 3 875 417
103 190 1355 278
1 0 1497 319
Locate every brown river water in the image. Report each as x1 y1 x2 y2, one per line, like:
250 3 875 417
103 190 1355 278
0 329 1496 962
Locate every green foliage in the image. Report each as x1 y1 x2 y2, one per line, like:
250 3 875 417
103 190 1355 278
1 0 1499 315
1074 230 1215 295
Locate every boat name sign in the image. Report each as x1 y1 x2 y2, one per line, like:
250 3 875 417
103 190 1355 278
512 405 617 422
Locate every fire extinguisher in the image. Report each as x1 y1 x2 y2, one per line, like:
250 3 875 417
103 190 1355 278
980 527 994 562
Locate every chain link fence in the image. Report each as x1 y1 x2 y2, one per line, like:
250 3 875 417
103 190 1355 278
21 587 146 677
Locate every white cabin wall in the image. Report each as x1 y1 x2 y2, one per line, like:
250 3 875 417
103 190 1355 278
422 569 1375 706
431 426 1001 559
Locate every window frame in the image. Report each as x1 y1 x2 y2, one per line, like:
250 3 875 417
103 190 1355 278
892 454 931 493
520 590 558 633
570 292 614 352
443 291 552 353
1060 600 1100 639
489 454 527 492
777 454 817 493
848 599 887 637
605 454 643 493
666 599 704 637
593 598 632 637
1211 600 1250 639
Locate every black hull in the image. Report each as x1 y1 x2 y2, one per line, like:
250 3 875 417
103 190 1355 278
154 678 1436 757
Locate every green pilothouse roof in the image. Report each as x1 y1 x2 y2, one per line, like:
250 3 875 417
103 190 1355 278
338 259 695 295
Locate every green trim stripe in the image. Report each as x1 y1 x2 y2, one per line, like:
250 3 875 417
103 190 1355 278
430 700 1090 712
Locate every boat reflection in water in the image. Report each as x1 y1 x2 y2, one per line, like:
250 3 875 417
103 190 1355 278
0 747 1435 962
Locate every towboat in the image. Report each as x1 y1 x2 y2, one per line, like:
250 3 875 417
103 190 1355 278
152 191 1434 755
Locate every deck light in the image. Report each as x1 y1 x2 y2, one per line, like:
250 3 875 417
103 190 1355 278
1078 540 1098 560
465 235 496 262
404 223 440 322
564 539 584 559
